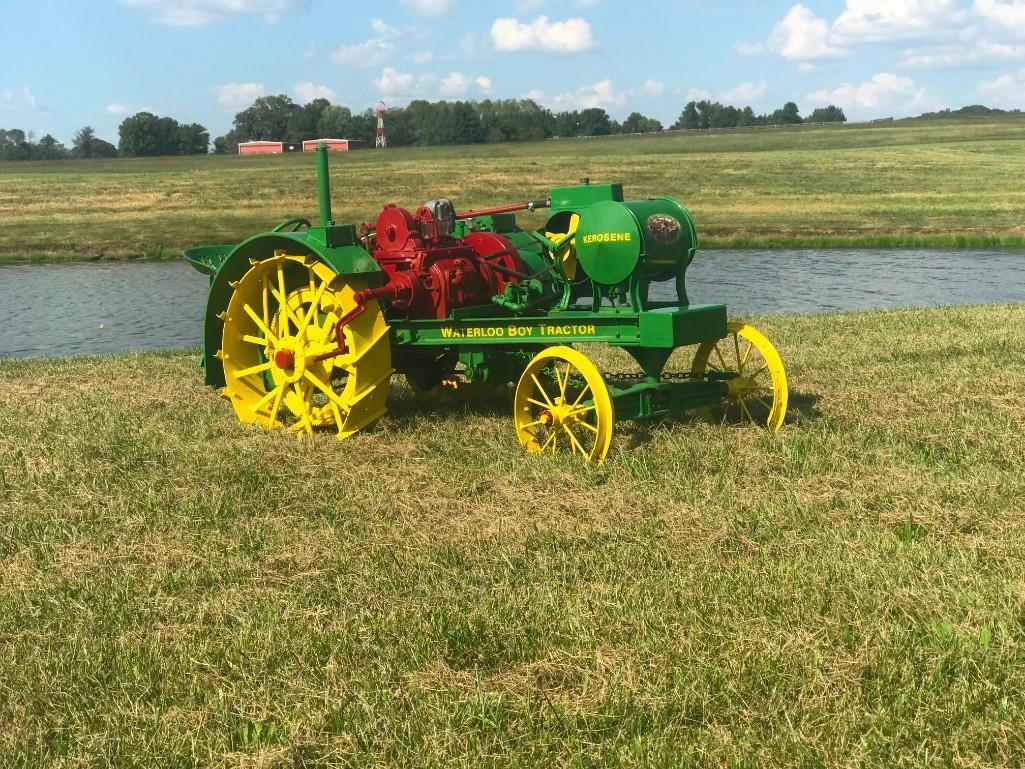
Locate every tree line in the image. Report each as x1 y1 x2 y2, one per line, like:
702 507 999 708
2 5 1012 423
4 99 1020 161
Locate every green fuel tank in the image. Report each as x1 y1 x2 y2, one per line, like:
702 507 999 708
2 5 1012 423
572 197 697 287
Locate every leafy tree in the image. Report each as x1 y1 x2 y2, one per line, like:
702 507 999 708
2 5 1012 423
770 101 804 125
672 102 702 130
577 108 612 136
620 112 662 134
177 122 209 154
808 105 847 123
0 128 31 160
553 111 581 137
286 98 331 144
33 134 69 160
231 94 299 141
119 112 177 156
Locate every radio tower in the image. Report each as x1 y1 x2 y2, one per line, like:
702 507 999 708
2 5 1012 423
375 101 387 149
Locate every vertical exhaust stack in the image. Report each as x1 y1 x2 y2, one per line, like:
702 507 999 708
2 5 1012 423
316 143 334 227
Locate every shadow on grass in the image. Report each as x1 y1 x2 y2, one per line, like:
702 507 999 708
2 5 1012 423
617 389 823 451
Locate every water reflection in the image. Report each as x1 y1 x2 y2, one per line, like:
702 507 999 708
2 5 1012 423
1 249 1023 359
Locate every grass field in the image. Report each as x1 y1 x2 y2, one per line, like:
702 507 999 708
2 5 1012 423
2 116 1025 262
2 304 1025 766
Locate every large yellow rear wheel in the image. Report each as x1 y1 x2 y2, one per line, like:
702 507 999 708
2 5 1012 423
220 252 392 439
692 322 788 429
514 346 614 462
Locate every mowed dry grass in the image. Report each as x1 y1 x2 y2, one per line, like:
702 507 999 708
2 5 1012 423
1 304 1025 766
2 117 1025 260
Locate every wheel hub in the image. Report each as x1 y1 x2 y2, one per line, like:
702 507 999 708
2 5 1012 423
727 376 759 399
274 349 296 370
272 336 306 383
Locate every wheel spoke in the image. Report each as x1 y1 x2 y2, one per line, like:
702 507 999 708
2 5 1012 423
252 384 282 412
234 361 272 379
733 333 743 371
567 405 596 419
740 341 754 372
575 419 599 434
276 264 288 336
243 303 278 344
294 382 315 435
571 384 592 409
713 344 729 372
749 362 770 381
562 425 587 456
527 397 551 410
539 431 557 453
304 369 347 407
753 395 773 412
297 278 330 338
242 334 271 347
530 373 556 408
267 385 285 427
739 398 757 426
558 363 571 400
521 418 549 430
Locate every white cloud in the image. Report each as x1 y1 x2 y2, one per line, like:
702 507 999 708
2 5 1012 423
974 0 1025 34
769 5 847 62
106 103 128 115
332 19 399 68
412 51 435 64
720 81 768 103
980 67 1025 105
550 79 625 110
735 41 767 56
642 79 664 97
491 16 596 54
525 89 545 102
807 72 922 111
122 0 308 26
403 0 453 15
685 87 713 102
833 0 966 43
373 67 416 97
293 82 337 104
900 38 1025 67
516 0 545 10
765 0 979 65
439 72 492 97
214 82 265 111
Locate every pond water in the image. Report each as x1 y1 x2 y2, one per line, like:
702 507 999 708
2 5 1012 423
1 249 1023 359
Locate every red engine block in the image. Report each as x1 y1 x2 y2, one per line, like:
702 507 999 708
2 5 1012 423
359 202 526 320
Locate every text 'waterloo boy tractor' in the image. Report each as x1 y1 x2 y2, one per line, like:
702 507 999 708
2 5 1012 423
184 146 787 462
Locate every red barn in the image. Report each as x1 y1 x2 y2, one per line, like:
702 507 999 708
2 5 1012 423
302 138 367 152
238 140 284 155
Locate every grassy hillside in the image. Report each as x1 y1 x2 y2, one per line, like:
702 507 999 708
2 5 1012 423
2 117 1025 261
2 304 1025 766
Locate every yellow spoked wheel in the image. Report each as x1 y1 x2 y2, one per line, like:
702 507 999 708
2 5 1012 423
220 252 392 439
514 346 614 462
692 321 788 429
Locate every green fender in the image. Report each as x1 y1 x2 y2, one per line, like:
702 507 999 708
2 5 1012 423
200 228 383 387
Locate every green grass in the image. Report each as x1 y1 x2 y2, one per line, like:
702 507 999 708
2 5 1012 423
2 304 1025 766
3 116 1025 261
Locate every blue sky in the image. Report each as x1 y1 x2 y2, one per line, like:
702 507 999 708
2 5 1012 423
3 0 1025 144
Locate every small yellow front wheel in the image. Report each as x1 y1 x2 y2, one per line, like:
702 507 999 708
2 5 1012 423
514 346 614 462
692 322 788 429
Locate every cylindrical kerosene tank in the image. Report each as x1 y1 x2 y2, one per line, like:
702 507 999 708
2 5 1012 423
572 198 697 286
